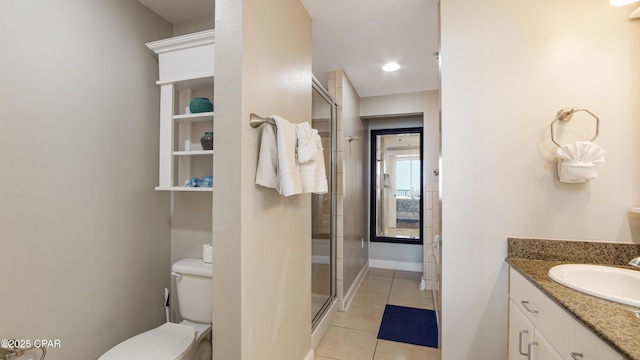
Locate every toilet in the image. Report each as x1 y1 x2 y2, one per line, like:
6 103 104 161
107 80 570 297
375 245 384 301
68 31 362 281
99 258 213 360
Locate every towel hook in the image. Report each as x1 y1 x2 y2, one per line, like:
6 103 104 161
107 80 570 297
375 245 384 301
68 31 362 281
550 107 600 147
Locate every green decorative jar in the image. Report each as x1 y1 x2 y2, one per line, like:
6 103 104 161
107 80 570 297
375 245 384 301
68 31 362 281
189 97 213 113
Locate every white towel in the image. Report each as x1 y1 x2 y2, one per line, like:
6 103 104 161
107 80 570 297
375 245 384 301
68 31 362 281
273 115 303 196
255 115 303 196
255 115 328 196
300 134 328 194
556 141 605 183
295 122 318 164
255 122 278 190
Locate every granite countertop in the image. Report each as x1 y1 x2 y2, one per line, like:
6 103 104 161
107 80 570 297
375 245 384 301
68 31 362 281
507 258 640 360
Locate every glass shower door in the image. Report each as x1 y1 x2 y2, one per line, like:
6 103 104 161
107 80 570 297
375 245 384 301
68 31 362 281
311 78 335 327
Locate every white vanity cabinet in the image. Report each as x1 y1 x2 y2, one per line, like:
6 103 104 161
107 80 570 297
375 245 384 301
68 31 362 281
508 267 624 360
508 298 563 360
146 30 215 192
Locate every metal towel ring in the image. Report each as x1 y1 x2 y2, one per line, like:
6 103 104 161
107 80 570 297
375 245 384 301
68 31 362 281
550 107 600 147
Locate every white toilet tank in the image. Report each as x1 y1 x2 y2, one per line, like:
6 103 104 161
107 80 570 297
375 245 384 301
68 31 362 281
172 258 213 324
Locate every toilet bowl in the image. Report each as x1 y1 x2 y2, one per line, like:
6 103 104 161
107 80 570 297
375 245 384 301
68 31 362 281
99 258 213 360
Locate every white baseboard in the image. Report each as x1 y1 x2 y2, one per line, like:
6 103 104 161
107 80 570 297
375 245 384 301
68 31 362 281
311 297 338 350
340 260 369 312
303 349 314 360
369 259 423 272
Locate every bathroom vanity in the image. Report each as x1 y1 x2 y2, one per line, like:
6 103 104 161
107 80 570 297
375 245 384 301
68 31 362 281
507 238 640 360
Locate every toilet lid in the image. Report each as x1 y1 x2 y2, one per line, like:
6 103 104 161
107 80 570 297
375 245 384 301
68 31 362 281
99 322 195 360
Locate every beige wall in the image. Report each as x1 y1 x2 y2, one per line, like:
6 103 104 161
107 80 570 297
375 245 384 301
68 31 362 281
173 14 214 36
441 0 640 358
213 0 312 359
170 194 212 265
0 2 172 359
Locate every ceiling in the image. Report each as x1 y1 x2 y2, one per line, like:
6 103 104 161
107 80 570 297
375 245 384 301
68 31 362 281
137 0 439 98
137 0 214 24
301 0 439 98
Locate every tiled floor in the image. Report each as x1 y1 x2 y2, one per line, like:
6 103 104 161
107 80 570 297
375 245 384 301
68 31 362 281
315 268 440 360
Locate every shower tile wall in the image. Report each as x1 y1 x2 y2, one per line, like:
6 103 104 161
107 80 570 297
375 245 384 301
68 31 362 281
327 70 345 305
423 184 439 289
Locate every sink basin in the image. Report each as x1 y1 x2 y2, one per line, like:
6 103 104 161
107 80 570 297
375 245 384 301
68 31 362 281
548 264 640 307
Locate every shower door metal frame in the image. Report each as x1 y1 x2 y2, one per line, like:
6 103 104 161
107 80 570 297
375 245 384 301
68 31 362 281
311 76 337 329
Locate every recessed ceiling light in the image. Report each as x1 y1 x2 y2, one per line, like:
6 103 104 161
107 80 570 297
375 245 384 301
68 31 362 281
382 62 401 72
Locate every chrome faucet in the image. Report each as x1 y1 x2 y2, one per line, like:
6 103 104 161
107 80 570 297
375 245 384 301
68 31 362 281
629 257 640 268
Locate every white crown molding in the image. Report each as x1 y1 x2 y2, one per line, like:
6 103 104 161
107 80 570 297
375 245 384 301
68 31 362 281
146 29 215 54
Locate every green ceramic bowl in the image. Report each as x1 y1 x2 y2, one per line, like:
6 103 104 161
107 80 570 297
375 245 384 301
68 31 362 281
189 97 213 113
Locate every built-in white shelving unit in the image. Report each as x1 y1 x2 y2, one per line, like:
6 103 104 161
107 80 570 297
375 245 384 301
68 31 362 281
628 207 640 213
146 30 215 192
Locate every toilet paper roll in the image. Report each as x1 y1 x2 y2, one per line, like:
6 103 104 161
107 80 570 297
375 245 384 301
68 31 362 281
203 244 213 264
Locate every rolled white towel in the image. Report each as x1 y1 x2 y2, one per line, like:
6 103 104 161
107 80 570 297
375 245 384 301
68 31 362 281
556 141 605 183
557 161 598 183
296 122 318 164
273 115 303 196
300 134 328 194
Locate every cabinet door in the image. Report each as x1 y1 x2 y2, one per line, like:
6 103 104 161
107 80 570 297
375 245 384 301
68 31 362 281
510 268 573 356
509 300 535 360
510 302 564 360
572 320 624 360
509 267 625 360
532 328 564 360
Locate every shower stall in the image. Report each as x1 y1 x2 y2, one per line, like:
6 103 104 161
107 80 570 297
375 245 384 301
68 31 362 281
311 77 337 328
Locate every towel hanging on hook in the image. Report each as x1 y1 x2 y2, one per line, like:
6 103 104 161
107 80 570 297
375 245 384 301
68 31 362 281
253 113 328 195
550 107 605 183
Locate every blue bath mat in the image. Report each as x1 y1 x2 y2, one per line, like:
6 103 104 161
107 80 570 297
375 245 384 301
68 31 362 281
377 305 438 348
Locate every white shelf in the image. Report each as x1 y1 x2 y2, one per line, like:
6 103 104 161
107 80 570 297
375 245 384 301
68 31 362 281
174 112 214 121
149 31 215 193
173 150 214 156
628 207 640 213
155 186 213 192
